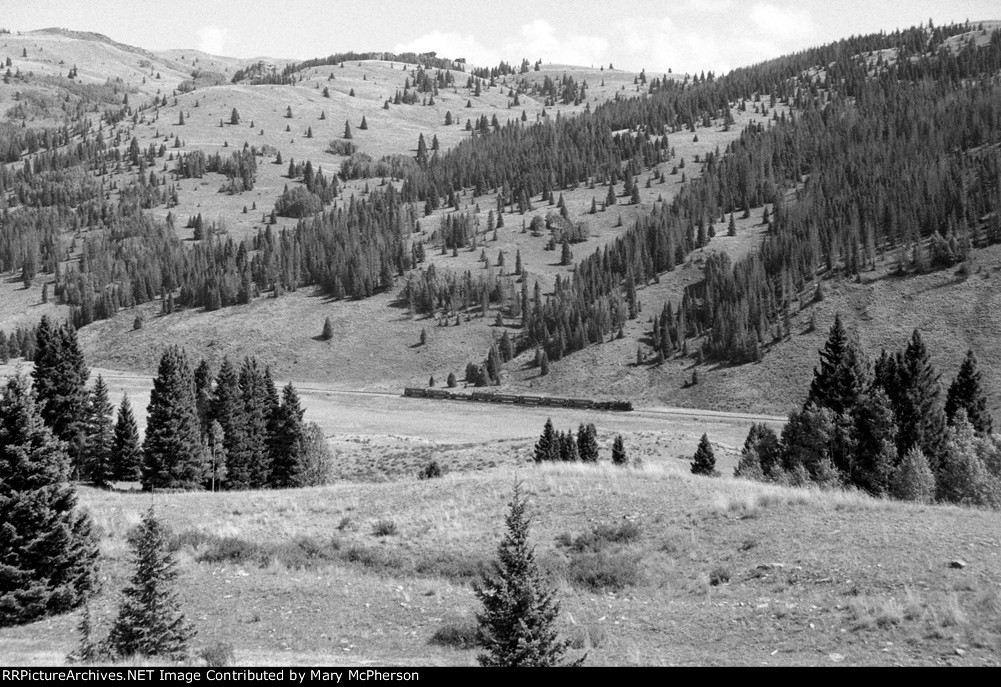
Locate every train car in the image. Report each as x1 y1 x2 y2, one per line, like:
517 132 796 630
403 387 427 398
426 388 451 399
517 395 542 405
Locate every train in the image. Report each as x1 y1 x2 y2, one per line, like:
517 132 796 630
402 387 633 411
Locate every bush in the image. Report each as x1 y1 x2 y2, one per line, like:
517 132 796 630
372 519 398 537
566 551 640 591
559 522 641 553
429 618 479 649
198 641 235 667
417 459 444 480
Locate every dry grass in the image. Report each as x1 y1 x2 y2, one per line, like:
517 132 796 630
3 461 1001 666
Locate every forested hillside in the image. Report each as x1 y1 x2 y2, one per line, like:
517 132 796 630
2 22 1001 413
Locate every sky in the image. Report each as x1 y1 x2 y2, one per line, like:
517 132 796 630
3 0 999 75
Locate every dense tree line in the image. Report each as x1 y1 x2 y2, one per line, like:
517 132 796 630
736 316 1001 507
12 318 332 492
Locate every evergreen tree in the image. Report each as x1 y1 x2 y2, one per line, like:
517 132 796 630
230 108 240 125
0 375 98 627
806 314 867 416
742 423 782 477
474 482 581 667
142 346 205 490
849 388 897 495
238 358 272 488
111 395 142 482
780 403 839 485
533 418 559 463
32 317 90 456
321 317 334 341
611 434 627 466
104 507 195 660
558 430 579 462
344 120 352 139
691 433 717 476
193 359 214 436
895 330 948 467
211 358 246 489
945 350 992 434
576 423 599 463
269 383 306 488
360 116 368 130
84 376 114 488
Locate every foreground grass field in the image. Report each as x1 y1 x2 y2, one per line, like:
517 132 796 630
2 461 999 666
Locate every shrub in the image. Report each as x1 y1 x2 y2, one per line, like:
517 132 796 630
198 641 235 667
417 459 444 480
429 619 479 649
566 551 640 591
372 519 398 537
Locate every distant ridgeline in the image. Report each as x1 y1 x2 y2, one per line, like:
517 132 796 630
2 22 1001 370
230 50 470 85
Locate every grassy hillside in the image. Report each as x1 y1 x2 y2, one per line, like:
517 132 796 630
1 463 999 666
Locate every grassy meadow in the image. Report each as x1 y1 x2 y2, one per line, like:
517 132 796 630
2 462 1000 666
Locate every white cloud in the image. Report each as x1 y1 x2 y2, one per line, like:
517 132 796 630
197 26 228 55
503 19 608 68
749 3 816 42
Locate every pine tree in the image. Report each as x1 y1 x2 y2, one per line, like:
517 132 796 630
142 346 205 490
32 317 90 454
577 423 599 463
104 507 195 660
111 395 142 482
945 350 993 434
611 434 627 466
806 313 867 416
558 430 579 462
238 358 273 488
210 358 245 489
193 359 214 436
742 423 782 477
359 116 368 130
691 433 717 476
0 375 98 627
344 120 352 139
849 388 897 494
533 419 559 463
230 108 240 125
321 317 334 340
84 376 114 488
269 383 306 488
474 482 581 667
895 330 948 466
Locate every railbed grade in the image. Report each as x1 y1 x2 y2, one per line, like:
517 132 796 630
402 387 633 411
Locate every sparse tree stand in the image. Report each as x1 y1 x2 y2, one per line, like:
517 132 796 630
104 507 196 661
0 375 99 627
474 482 583 667
691 433 717 476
